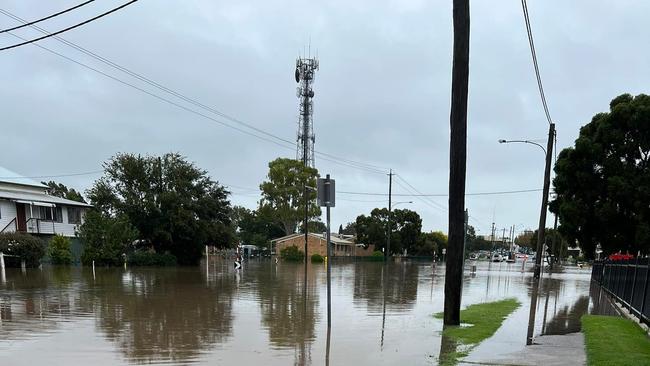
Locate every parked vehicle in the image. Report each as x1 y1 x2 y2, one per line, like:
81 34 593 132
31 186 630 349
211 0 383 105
491 253 503 262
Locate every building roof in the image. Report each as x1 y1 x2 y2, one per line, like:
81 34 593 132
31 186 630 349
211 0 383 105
0 166 47 188
271 232 355 245
0 189 92 207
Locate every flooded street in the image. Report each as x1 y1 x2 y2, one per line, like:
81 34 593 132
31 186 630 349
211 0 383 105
0 260 598 365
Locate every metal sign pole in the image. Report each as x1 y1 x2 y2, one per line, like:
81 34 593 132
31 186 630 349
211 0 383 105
318 174 335 329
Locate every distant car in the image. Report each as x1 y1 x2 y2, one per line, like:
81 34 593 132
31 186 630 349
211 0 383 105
491 253 502 262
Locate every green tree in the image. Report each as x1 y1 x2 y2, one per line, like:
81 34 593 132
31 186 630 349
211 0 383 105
465 224 492 252
232 206 284 250
551 94 650 258
259 158 321 236
414 231 447 256
514 231 535 250
47 235 73 265
355 208 422 255
87 153 234 264
341 222 357 235
80 210 139 266
42 180 86 203
299 220 327 234
526 228 568 260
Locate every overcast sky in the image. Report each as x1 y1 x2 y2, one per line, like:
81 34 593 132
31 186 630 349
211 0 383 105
1 0 649 238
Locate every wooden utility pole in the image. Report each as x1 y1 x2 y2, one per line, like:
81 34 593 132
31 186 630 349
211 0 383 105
444 0 470 326
533 123 555 279
386 169 394 262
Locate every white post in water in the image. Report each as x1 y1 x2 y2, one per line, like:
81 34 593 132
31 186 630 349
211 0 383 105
21 260 26 274
0 253 5 285
92 260 96 280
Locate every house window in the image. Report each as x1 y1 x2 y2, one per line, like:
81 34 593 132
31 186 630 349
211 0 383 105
39 206 62 223
67 207 82 225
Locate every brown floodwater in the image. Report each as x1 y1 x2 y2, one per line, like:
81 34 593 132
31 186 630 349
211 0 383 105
0 259 600 365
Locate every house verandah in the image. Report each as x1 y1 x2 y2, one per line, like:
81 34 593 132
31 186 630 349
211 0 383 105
0 167 91 238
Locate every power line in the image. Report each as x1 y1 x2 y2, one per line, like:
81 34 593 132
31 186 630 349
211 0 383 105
0 9 388 175
0 170 103 179
520 0 553 125
0 1 139 52
0 0 95 34
394 174 447 213
338 187 543 197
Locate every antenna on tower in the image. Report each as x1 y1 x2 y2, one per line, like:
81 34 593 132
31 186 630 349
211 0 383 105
294 51 319 168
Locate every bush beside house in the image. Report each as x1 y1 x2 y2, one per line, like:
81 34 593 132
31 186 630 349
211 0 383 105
311 253 324 263
0 233 45 267
280 245 304 262
47 235 73 265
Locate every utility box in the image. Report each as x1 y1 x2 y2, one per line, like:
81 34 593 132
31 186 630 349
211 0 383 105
317 176 335 207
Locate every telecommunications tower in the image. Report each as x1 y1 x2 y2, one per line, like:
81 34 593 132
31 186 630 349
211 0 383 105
294 56 319 168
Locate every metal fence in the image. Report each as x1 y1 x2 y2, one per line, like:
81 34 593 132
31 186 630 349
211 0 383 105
591 258 650 325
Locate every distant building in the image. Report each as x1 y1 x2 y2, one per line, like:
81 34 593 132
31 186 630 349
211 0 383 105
271 232 375 257
0 167 92 237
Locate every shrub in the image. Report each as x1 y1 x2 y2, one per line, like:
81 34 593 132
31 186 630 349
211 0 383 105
80 210 139 266
368 250 385 262
48 235 73 265
280 245 304 262
311 253 324 263
127 251 177 266
0 233 45 267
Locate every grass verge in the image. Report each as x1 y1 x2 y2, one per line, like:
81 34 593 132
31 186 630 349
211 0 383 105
434 298 520 365
582 315 650 366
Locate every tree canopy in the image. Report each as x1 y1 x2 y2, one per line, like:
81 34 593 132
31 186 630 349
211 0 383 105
355 208 422 255
259 158 321 236
550 94 650 258
231 206 284 249
86 153 234 264
42 180 86 203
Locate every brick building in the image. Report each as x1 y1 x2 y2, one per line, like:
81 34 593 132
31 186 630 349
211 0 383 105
271 232 375 257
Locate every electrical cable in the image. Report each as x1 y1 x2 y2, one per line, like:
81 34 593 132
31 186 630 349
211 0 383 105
0 1 139 52
0 0 95 34
521 0 553 126
338 187 543 197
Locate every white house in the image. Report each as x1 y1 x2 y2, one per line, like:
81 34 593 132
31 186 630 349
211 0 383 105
0 167 91 237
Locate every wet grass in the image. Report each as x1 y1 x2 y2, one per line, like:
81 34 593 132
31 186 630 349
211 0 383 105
434 298 520 365
582 315 650 366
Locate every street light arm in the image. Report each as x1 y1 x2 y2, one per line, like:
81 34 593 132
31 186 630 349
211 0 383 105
499 139 546 155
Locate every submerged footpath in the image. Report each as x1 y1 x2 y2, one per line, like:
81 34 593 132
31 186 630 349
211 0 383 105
461 285 650 366
460 333 586 366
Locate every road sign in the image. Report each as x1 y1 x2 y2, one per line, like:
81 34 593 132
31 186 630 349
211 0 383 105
317 176 335 207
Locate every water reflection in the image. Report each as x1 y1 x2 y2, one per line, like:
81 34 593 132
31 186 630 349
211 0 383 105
353 262 419 313
255 263 318 365
86 267 235 363
0 261 597 366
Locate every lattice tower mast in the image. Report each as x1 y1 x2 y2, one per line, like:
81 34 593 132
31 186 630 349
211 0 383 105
294 56 319 167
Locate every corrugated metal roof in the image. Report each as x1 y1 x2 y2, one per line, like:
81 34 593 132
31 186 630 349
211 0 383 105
0 166 47 188
0 190 92 207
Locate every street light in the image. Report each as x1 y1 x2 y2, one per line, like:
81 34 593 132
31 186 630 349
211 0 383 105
497 130 555 281
386 201 413 260
393 201 413 207
498 139 546 155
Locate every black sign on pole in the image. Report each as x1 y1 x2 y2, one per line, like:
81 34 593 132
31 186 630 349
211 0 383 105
317 177 335 207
